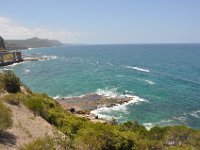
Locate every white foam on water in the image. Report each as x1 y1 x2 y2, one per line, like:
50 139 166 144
143 123 154 130
91 88 148 120
173 110 200 123
189 110 200 118
125 66 150 73
41 55 58 60
143 119 173 130
124 90 134 94
173 115 187 122
106 62 114 66
1 68 13 71
116 75 124 78
52 93 91 100
137 78 155 85
6 62 25 67
144 80 155 85
24 69 30 74
95 88 119 98
53 95 60 99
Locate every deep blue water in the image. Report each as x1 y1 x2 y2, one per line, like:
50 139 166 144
4 44 200 129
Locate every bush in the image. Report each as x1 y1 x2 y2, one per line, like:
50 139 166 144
19 136 54 150
0 102 13 132
3 71 21 93
119 121 147 135
2 93 28 105
2 93 20 105
75 123 136 150
0 73 4 92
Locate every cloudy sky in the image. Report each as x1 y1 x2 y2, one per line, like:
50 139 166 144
0 0 200 44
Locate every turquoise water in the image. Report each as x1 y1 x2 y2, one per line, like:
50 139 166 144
5 44 200 129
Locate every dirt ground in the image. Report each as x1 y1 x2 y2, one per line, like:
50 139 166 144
0 102 55 150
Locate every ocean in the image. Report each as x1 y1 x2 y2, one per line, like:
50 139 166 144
3 44 200 129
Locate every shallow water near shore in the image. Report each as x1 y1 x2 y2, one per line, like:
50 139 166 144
4 44 200 129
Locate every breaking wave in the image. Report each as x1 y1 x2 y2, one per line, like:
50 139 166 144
189 110 200 118
106 62 114 66
5 62 26 68
24 69 31 74
144 80 155 85
91 88 148 121
41 55 58 60
125 66 150 73
173 110 200 122
137 78 155 85
143 119 173 130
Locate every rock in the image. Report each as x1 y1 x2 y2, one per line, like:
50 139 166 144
76 110 90 114
0 36 6 50
69 107 75 113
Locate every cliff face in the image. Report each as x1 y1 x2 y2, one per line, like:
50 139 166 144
0 36 6 50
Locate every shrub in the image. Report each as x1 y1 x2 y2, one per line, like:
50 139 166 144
3 71 21 93
19 136 54 150
0 102 13 132
0 73 4 91
75 123 136 150
2 93 28 105
119 121 147 135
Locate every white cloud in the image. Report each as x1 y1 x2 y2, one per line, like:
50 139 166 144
0 17 89 43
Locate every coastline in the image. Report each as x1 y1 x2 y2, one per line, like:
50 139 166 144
55 93 145 124
3 44 200 130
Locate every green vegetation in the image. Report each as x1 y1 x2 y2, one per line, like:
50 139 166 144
19 136 54 150
0 71 200 149
0 102 13 132
5 37 63 50
0 71 21 93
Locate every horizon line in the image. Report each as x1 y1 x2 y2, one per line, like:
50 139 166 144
64 42 200 45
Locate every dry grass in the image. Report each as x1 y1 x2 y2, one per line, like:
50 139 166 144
0 101 56 150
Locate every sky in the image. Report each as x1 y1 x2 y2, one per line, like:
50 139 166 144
0 0 200 44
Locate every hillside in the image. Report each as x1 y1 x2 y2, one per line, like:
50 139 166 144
0 71 200 150
5 37 63 50
0 101 55 150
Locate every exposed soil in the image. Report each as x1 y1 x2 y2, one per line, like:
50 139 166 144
0 102 55 150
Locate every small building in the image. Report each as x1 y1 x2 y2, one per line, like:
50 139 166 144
0 37 23 66
0 51 23 66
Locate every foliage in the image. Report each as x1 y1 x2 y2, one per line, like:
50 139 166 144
2 91 200 150
119 121 147 134
75 122 136 150
19 136 54 150
0 102 13 132
1 71 21 93
0 73 5 92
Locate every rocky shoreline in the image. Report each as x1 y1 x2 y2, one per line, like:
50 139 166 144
56 93 133 123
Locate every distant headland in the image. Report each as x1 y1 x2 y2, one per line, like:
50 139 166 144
0 36 63 66
4 37 63 50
